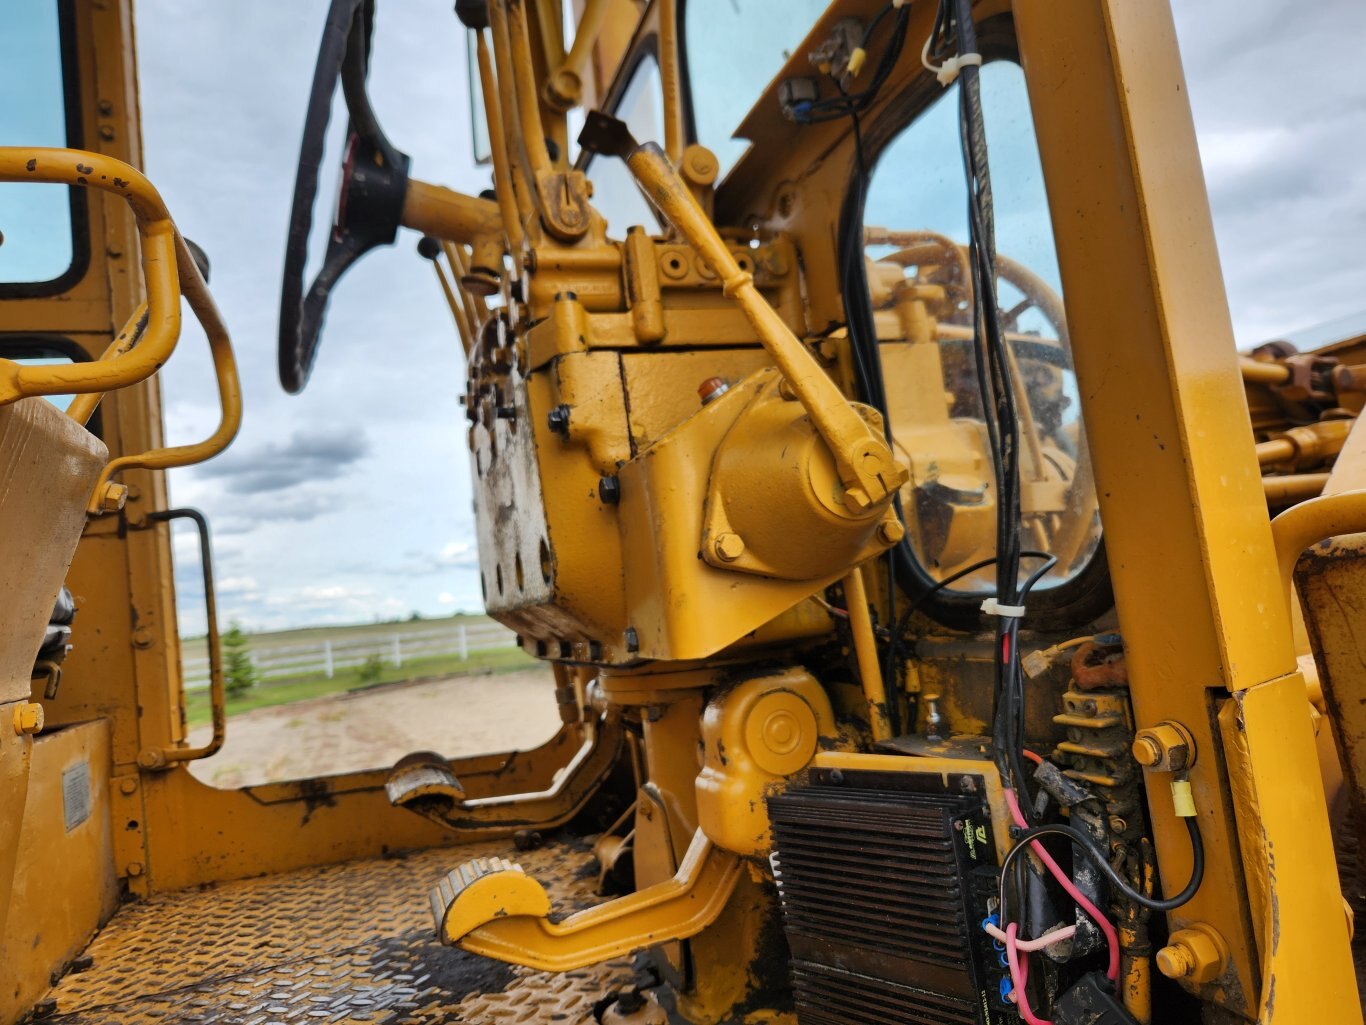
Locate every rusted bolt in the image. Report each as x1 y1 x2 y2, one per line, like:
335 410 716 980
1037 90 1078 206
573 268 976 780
598 475 621 505
546 404 571 435
97 481 129 514
876 519 905 546
1157 925 1226 984
12 702 44 736
698 377 729 405
1133 720 1197 771
126 861 144 878
713 532 745 563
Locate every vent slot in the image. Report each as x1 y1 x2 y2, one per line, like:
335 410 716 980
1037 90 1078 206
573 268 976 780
769 766 1005 1025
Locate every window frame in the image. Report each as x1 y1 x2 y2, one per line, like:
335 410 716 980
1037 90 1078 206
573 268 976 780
0 333 102 435
842 14 1111 633
0 0 92 300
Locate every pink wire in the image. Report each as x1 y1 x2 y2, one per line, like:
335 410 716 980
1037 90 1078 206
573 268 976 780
983 920 1075 952
1005 923 1052 1025
1004 788 1121 980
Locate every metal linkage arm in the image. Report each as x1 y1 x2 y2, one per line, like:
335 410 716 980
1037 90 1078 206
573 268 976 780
579 113 907 514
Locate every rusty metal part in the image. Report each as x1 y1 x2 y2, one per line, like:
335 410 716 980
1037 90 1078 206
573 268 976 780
39 837 634 1023
1070 638 1129 690
388 713 622 832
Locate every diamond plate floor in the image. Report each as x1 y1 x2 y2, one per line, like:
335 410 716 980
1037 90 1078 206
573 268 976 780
39 837 636 1025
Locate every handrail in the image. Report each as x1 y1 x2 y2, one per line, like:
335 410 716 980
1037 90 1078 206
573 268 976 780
140 508 225 768
85 233 243 513
1270 489 1366 607
0 149 181 404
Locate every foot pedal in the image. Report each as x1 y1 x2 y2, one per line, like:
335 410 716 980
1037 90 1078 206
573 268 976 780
430 856 552 944
386 750 466 810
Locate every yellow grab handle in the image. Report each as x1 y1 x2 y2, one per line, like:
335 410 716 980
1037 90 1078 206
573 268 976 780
85 233 243 514
0 149 181 404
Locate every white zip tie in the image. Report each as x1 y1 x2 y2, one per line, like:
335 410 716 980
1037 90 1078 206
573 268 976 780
981 598 1026 618
921 34 982 87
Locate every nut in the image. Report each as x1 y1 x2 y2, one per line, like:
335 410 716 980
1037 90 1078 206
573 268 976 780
876 519 905 546
713 532 745 563
1156 925 1227 984
98 481 129 514
12 702 44 735
1132 720 1197 771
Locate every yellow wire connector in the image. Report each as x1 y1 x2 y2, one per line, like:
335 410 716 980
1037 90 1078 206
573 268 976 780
847 47 868 77
1171 779 1196 818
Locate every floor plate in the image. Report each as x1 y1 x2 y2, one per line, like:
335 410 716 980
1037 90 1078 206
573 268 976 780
39 837 635 1024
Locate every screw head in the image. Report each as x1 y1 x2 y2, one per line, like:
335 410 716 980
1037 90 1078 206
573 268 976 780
713 532 745 562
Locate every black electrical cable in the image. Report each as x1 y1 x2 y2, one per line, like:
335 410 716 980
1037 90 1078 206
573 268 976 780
999 817 1205 916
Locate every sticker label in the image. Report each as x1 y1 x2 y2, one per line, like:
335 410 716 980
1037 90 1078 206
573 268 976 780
62 761 91 831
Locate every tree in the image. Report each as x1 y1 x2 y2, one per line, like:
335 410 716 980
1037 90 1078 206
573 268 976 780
222 621 259 698
358 652 384 685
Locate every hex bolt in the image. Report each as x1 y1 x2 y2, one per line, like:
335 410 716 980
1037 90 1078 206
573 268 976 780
598 475 621 505
1156 925 1227 984
98 481 129 514
1132 720 1197 772
12 702 44 736
876 519 906 546
547 404 571 435
713 532 745 562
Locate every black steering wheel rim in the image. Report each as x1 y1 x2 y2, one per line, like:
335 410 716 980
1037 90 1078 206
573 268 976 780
278 0 410 394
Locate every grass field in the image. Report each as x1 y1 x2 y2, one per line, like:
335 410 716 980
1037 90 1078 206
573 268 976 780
181 615 536 727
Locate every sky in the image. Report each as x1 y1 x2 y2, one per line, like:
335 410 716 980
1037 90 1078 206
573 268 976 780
126 0 1366 635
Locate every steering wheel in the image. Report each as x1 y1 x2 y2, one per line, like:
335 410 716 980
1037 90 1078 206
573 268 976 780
278 0 413 393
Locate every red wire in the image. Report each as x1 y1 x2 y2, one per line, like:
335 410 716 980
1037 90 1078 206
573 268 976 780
1021 748 1044 765
1004 788 1121 980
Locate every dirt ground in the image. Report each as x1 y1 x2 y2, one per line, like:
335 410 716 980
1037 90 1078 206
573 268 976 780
188 667 561 788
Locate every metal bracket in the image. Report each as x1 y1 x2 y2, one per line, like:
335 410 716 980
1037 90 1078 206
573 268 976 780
386 712 624 832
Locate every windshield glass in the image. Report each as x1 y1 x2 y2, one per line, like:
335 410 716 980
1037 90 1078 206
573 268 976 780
683 0 829 181
862 61 1101 594
0 2 77 287
587 54 665 237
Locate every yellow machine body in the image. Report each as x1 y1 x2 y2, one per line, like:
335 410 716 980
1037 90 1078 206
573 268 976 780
1 1 1363 1023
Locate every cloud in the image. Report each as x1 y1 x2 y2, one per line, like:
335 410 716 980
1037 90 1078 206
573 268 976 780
192 427 369 495
437 592 456 605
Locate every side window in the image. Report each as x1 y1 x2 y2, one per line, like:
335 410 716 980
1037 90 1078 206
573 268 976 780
0 340 83 415
863 61 1100 594
0 2 80 289
586 55 664 237
682 0 830 181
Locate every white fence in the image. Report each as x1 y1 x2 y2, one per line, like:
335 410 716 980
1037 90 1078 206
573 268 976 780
182 621 518 690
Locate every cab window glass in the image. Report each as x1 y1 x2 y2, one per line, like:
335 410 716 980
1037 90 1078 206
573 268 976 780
586 55 664 237
0 3 77 286
683 0 829 180
863 61 1100 593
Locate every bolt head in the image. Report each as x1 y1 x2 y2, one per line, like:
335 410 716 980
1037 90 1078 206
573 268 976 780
598 475 621 505
713 532 745 562
99 481 129 514
547 404 571 435
12 702 43 735
1156 944 1194 979
876 519 905 547
1132 736 1162 767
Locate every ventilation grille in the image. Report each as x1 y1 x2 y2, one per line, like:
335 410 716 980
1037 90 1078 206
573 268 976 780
768 766 1004 1025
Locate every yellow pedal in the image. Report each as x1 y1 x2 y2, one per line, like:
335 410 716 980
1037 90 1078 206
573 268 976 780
429 857 553 945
